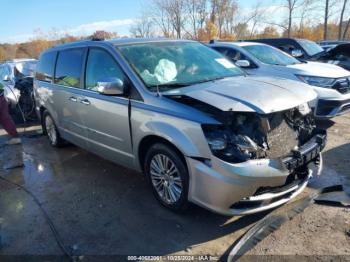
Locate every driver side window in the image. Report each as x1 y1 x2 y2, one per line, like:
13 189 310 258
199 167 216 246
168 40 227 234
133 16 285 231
85 48 126 92
279 44 296 53
225 49 246 62
213 47 256 68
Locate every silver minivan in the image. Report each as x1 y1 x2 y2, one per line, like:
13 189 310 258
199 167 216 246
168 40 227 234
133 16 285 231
34 39 326 216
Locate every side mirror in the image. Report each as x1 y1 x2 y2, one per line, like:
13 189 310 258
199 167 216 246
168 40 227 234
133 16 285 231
235 60 250 68
3 75 11 81
291 49 303 58
97 78 124 95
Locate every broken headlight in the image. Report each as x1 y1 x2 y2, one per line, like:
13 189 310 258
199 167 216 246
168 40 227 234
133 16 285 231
207 137 227 151
296 75 336 88
202 125 262 163
297 102 311 115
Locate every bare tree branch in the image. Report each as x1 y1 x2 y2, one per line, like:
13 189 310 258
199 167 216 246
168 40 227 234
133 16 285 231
130 14 155 38
338 0 349 39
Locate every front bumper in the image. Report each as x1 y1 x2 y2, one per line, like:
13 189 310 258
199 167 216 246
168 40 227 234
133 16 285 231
315 98 350 118
187 133 326 216
312 84 350 118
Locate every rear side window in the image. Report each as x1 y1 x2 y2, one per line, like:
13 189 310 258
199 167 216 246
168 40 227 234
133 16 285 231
55 49 84 88
36 52 56 82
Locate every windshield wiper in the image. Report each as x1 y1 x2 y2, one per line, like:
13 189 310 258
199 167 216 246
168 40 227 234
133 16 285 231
149 76 235 92
203 76 227 82
192 76 229 84
149 83 190 91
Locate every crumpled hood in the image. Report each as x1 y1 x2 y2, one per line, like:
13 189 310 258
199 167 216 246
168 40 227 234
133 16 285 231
163 76 317 114
285 61 350 78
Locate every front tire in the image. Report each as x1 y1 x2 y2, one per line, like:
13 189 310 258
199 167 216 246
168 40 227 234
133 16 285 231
43 111 65 147
144 143 189 212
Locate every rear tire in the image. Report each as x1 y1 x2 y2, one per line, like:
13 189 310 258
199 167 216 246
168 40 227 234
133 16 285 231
144 143 189 212
42 110 65 147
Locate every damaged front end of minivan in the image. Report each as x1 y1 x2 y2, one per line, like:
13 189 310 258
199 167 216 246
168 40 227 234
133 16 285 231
164 77 326 215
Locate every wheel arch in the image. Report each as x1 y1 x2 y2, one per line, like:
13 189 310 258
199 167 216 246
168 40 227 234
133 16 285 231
138 135 188 173
134 120 210 172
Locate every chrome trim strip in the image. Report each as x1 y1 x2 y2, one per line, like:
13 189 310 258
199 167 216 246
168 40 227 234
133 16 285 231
227 169 312 215
241 184 301 201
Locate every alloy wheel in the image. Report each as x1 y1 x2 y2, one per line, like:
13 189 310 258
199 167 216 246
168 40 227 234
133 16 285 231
150 154 183 204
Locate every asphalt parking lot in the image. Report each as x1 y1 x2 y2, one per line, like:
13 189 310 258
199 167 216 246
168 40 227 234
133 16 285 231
0 114 349 260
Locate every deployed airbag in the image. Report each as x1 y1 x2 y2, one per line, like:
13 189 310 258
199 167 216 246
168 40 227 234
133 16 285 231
141 59 177 85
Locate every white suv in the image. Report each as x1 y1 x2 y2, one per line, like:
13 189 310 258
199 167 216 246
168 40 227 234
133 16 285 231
210 41 350 118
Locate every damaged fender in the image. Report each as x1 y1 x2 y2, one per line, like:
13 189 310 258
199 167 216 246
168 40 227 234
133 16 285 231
133 119 213 170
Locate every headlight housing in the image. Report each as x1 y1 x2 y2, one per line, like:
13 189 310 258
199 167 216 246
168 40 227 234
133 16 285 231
207 137 227 151
202 125 263 163
296 75 336 88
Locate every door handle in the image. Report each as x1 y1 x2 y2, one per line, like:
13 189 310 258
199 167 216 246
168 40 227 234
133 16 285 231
80 99 90 105
69 96 77 102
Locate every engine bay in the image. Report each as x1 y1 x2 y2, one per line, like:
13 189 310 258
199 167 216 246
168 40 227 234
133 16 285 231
168 95 317 163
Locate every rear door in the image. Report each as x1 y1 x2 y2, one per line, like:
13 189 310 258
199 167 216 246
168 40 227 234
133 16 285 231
52 47 89 149
79 47 134 166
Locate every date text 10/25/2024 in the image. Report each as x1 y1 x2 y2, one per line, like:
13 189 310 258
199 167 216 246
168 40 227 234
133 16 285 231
127 255 219 261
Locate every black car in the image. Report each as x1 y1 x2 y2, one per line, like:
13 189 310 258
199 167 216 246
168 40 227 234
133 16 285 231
318 40 350 51
249 38 350 71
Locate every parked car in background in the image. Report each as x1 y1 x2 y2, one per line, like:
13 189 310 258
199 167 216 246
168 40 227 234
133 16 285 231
248 38 324 60
209 41 350 118
34 38 325 216
249 38 350 71
0 59 37 118
317 43 350 71
318 40 350 51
